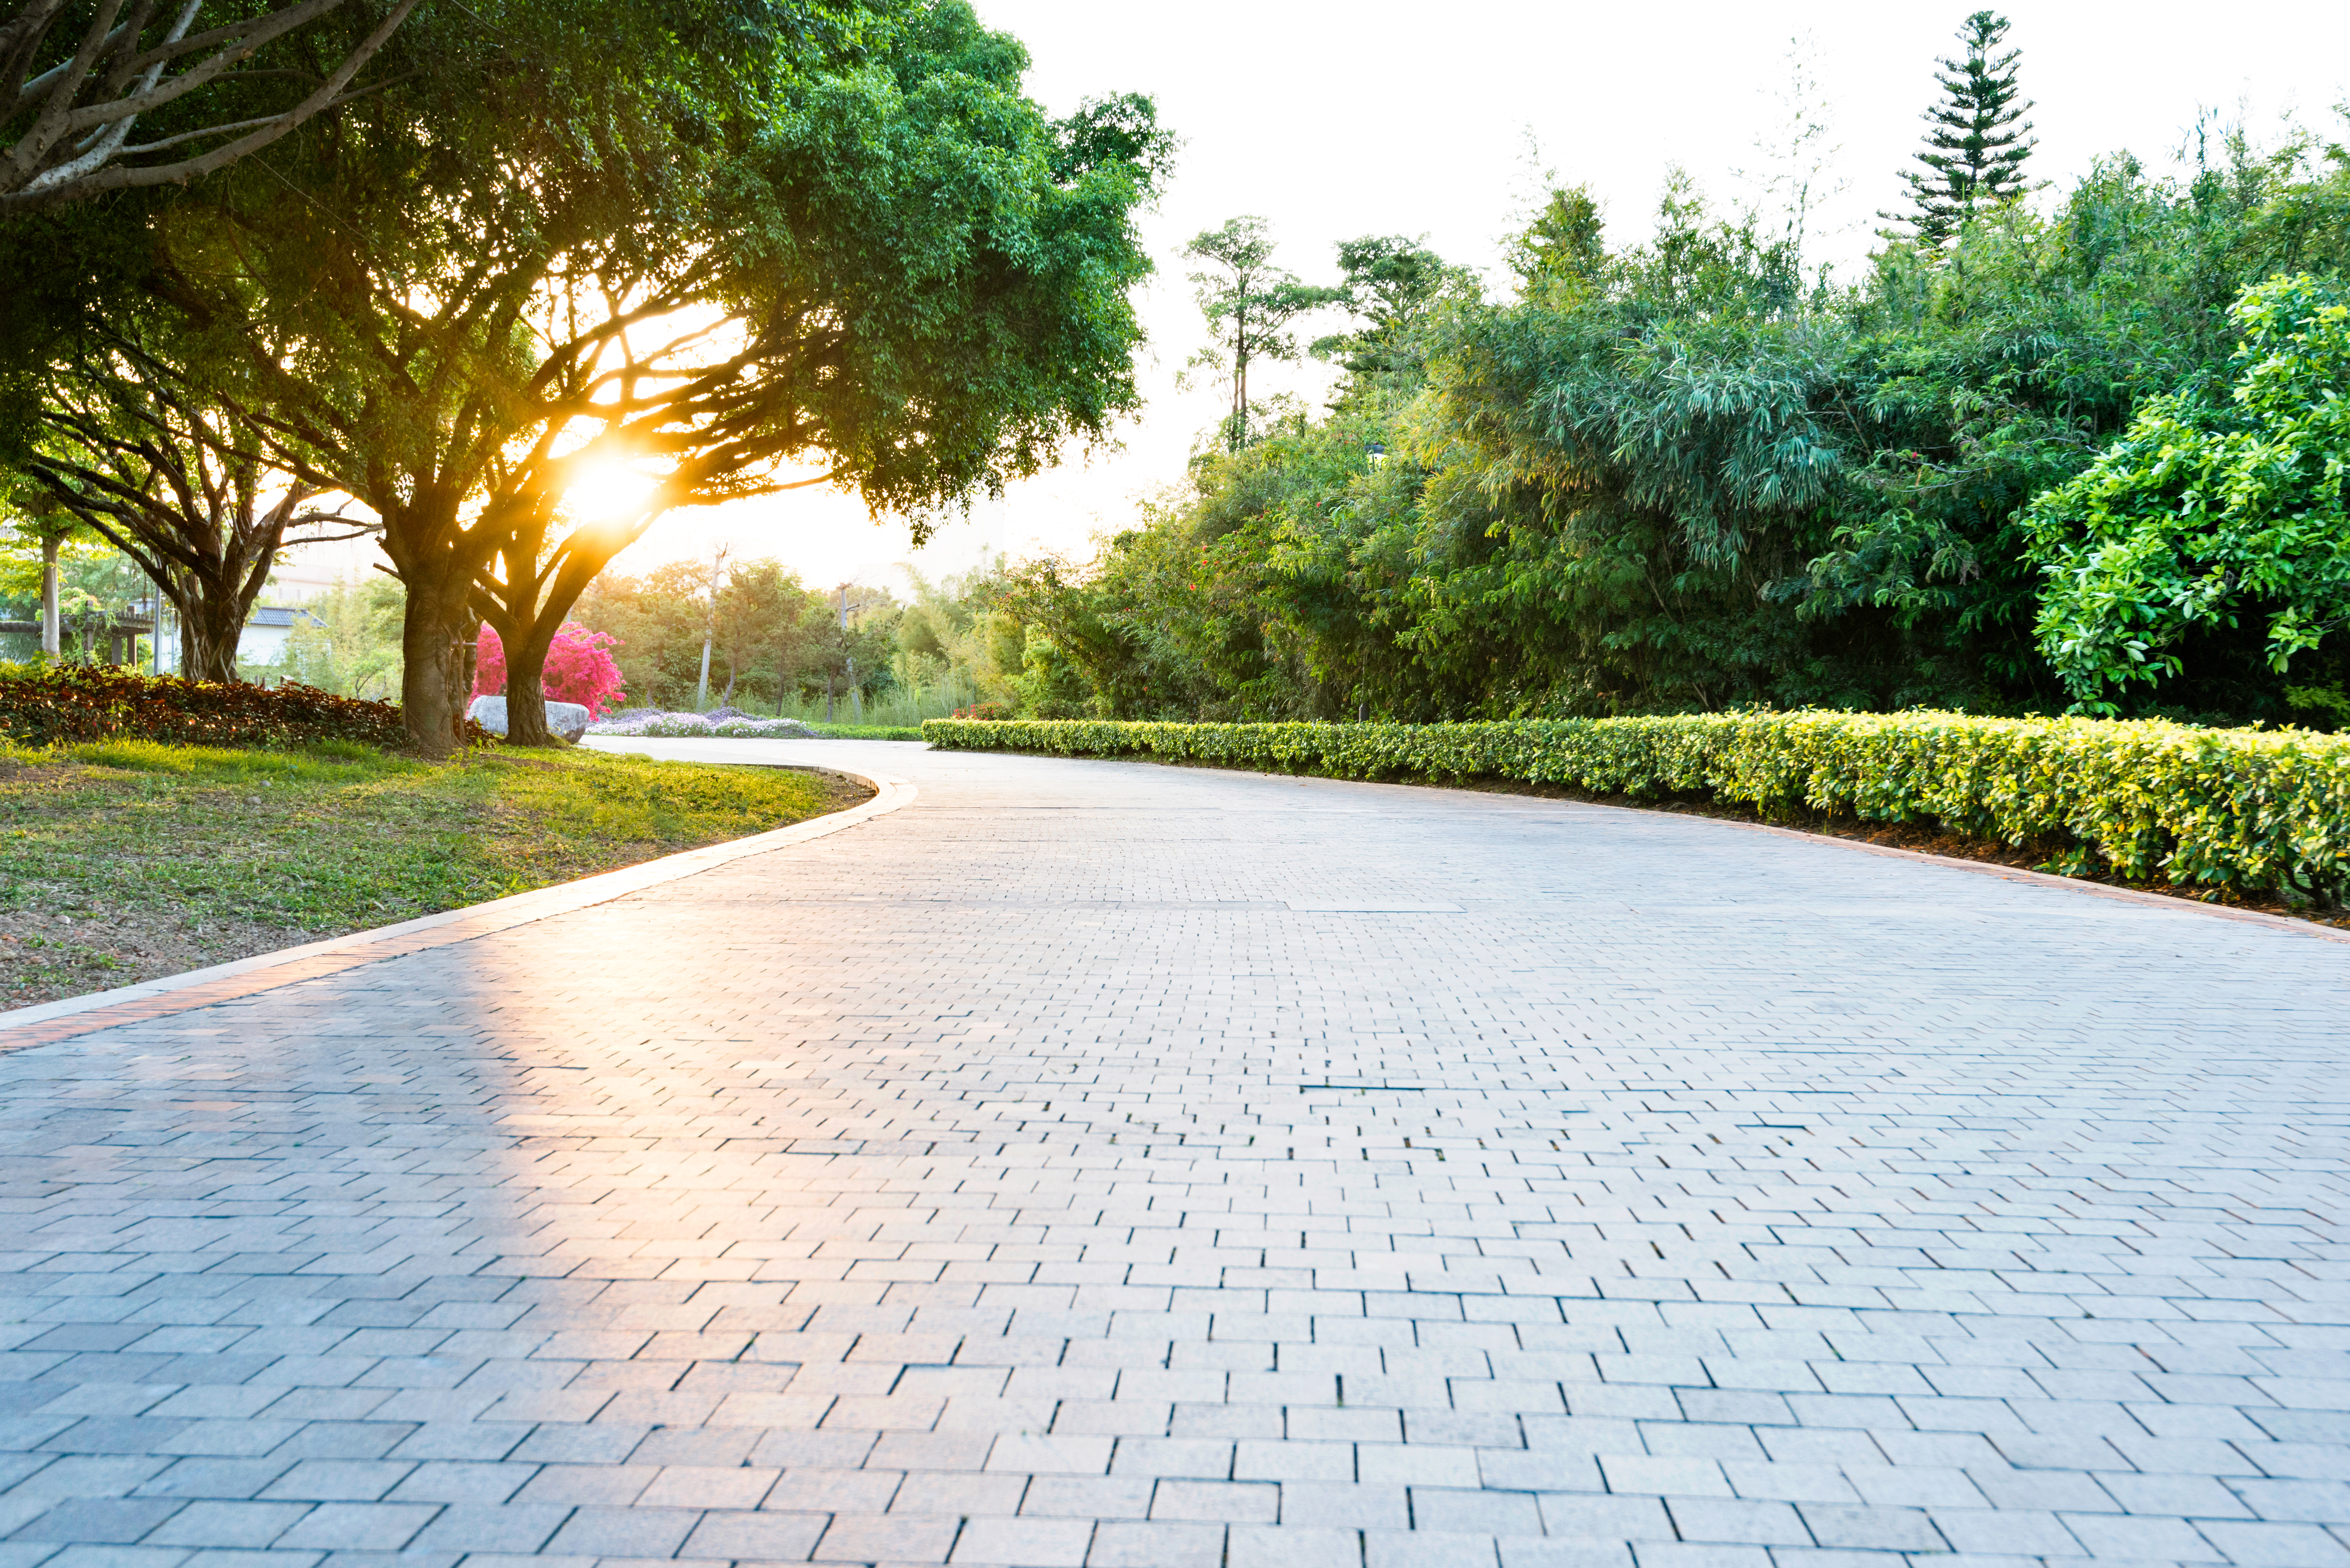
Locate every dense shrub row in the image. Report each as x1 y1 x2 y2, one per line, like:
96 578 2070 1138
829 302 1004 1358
923 713 2350 908
0 664 451 750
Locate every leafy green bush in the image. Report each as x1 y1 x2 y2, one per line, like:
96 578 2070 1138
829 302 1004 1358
2028 275 2350 706
0 663 477 750
924 712 2350 907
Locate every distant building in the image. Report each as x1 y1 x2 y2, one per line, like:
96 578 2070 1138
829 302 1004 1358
153 605 325 673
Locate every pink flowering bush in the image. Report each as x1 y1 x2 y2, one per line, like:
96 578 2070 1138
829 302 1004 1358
473 622 628 717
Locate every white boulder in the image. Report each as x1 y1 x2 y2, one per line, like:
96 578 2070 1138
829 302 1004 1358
467 694 591 743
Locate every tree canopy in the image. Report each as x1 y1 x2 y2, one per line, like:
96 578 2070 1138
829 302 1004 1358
4 0 1169 748
988 118 2350 730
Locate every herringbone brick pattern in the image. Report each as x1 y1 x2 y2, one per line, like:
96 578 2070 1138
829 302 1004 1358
0 738 2344 1568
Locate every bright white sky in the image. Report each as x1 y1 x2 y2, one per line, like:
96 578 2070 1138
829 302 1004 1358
286 0 2350 600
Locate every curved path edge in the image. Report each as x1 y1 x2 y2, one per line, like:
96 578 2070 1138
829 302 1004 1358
1083 754 2350 947
1651 803 2350 946
0 764 916 1051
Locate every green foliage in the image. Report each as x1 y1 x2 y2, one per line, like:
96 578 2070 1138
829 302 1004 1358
572 557 1011 723
1890 10 2036 244
2287 682 2350 728
987 123 2350 730
1508 186 1607 292
0 662 473 749
575 557 893 711
2028 274 2350 707
925 711 2350 908
1312 235 1465 391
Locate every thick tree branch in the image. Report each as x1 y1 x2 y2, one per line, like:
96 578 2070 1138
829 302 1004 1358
0 0 419 213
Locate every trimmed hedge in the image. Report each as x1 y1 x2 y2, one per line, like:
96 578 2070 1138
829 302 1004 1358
922 713 2350 908
0 664 456 750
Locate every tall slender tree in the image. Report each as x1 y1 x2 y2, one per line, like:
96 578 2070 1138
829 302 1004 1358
1181 217 1341 452
1889 10 2036 244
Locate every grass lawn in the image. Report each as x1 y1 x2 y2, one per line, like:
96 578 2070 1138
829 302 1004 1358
0 739 870 1007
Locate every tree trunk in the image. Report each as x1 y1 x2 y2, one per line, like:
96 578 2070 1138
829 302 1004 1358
179 589 246 683
502 664 555 746
399 562 478 757
696 635 712 708
491 608 561 747
39 537 60 657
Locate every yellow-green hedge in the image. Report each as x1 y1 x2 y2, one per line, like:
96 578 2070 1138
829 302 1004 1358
921 713 2350 907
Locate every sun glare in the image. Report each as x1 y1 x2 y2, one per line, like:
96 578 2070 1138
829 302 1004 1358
567 459 659 523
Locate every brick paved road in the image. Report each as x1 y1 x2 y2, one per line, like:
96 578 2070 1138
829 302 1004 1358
3 738 2347 1568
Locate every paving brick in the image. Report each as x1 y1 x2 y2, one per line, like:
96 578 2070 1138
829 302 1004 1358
539 1506 701 1558
402 1504 570 1553
139 1505 309 1550
949 1516 1093 1566
11 1502 184 1543
677 1509 829 1559
1227 1524 1361 1568
1085 1520 1224 1568
2058 1511 2229 1560
1792 1505 1945 1553
2193 1519 2350 1567
1148 1480 1277 1523
1665 1499 1812 1546
268 1504 439 1552
1374 1527 1511 1568
814 1512 959 1563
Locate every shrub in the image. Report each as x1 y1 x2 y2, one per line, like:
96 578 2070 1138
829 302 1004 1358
473 623 628 717
922 712 2350 908
0 663 483 750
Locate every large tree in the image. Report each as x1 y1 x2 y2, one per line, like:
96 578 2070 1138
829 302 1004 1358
1 0 419 214
19 335 368 678
1889 10 2035 244
124 0 1166 749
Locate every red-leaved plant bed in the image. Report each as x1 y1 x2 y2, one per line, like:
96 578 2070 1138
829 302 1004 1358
0 664 482 750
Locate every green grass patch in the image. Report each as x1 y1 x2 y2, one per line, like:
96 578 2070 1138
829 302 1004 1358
0 740 867 1005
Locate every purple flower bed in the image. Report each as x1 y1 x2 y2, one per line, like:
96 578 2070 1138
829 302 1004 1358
586 709 818 738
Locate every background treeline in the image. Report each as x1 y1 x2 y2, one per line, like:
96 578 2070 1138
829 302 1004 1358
270 560 1047 725
987 127 2350 728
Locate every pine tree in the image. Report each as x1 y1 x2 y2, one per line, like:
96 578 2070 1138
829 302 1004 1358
1890 11 2037 244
